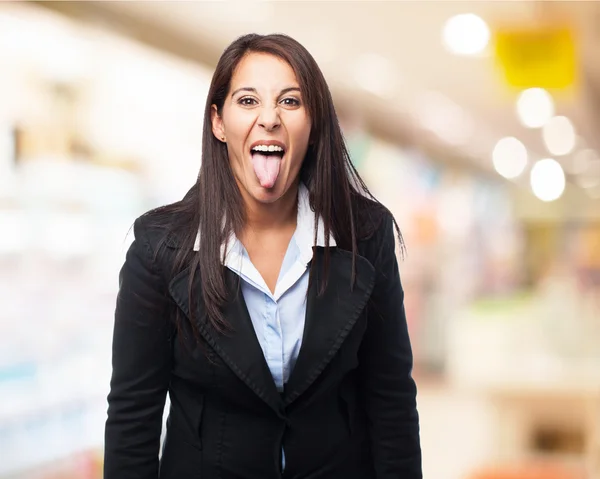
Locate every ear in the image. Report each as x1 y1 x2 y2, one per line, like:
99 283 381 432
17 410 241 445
211 105 226 142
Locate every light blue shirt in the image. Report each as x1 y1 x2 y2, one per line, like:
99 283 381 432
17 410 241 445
236 233 307 393
193 183 336 469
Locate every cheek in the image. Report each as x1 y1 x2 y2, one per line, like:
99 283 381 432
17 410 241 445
223 109 254 144
225 142 246 176
294 129 311 165
289 118 311 150
224 121 252 164
228 148 248 179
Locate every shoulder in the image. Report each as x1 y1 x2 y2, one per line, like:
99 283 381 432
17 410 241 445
132 202 182 251
352 193 397 257
129 189 198 276
135 184 197 246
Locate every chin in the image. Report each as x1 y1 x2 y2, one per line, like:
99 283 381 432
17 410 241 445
250 182 286 203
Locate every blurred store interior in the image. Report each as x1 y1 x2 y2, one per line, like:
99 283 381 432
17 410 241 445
0 1 599 478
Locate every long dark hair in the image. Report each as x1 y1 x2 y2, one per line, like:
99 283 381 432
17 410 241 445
148 33 403 335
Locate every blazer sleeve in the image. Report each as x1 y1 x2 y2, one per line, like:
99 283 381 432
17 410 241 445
358 213 422 479
104 219 173 479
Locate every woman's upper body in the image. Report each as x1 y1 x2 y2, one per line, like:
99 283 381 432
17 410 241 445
105 196 420 479
197 182 333 393
104 33 422 479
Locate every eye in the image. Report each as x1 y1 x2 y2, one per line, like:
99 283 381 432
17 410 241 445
238 97 258 106
280 97 301 107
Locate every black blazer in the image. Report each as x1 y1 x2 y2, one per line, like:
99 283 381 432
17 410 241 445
104 205 422 479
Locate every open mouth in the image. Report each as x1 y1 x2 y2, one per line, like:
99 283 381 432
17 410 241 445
251 144 285 157
250 143 286 189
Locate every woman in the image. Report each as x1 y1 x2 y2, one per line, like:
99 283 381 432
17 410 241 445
104 33 422 479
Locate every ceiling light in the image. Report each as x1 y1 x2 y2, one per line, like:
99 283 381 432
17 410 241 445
530 158 565 202
575 175 600 190
574 158 600 189
585 185 600 199
568 148 597 175
542 116 576 156
442 13 490 56
516 88 554 128
492 137 528 179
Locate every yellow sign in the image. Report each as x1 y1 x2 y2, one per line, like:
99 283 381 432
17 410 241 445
494 26 577 90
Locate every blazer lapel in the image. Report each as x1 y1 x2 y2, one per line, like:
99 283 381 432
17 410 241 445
168 266 285 418
283 247 375 405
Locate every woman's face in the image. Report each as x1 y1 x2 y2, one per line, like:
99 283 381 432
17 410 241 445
212 52 311 204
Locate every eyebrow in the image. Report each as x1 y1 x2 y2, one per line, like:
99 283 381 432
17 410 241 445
230 86 301 97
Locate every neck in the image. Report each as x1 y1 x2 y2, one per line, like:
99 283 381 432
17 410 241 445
242 182 299 233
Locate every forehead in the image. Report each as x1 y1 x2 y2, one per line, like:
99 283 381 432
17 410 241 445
230 52 299 90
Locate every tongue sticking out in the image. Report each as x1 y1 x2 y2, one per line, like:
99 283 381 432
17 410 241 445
251 153 281 189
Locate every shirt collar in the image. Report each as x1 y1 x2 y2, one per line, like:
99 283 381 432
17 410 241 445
192 183 336 265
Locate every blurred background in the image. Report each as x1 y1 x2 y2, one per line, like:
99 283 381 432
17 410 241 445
0 1 599 478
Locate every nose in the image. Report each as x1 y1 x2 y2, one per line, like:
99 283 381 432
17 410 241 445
257 105 281 132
